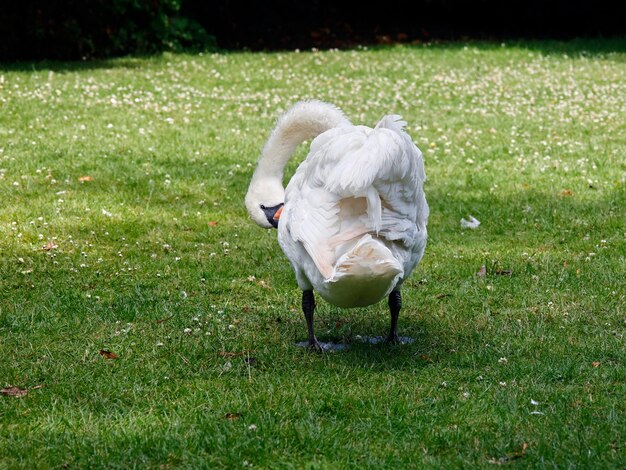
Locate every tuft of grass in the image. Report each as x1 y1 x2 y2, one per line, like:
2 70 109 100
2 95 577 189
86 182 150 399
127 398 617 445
1 41 625 468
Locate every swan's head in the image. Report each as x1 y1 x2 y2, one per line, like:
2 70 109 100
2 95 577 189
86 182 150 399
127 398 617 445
245 177 284 229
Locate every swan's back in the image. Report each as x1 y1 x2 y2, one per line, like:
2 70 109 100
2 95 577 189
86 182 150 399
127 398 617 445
278 115 428 308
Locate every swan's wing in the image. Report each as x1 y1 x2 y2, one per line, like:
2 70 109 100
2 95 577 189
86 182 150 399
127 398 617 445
284 118 428 280
311 120 428 245
284 133 375 280
285 168 340 280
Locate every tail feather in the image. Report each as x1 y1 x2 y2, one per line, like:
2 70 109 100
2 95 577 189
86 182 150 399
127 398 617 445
320 234 404 308
330 234 403 279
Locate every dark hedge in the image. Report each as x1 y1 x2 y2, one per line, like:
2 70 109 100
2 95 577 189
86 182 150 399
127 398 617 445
1 0 623 61
186 0 624 50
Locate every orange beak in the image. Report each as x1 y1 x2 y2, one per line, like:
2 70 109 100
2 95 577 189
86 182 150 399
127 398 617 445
273 206 283 220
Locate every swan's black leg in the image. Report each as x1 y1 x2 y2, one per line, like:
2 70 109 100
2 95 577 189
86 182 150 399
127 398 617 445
302 290 323 352
386 290 402 344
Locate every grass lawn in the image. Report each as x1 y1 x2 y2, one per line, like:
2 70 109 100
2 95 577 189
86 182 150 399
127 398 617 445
1 40 625 468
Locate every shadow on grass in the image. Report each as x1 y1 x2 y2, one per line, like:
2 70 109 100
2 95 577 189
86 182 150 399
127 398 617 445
0 55 163 73
2 179 622 369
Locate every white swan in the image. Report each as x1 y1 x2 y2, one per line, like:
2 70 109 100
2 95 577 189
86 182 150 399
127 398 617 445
246 100 428 350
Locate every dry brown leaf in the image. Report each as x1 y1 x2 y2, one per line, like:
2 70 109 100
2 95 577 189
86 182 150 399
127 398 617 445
476 265 487 278
435 293 451 299
156 315 175 324
218 350 253 357
488 442 528 465
43 241 58 251
99 349 119 360
495 269 513 276
560 189 573 197
208 221 218 227
218 351 241 357
223 412 241 420
592 361 600 368
79 175 94 182
1 386 28 398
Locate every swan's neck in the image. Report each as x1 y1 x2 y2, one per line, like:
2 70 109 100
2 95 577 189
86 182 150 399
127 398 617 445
248 100 351 202
252 123 308 184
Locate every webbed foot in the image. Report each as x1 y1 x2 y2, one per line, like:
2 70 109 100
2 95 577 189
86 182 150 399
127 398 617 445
385 333 401 345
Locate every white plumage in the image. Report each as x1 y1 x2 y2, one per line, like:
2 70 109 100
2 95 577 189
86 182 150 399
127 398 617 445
246 100 428 350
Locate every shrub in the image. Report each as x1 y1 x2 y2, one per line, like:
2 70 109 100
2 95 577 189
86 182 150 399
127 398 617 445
0 0 215 61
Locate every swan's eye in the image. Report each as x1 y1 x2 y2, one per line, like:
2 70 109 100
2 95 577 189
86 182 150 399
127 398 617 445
260 204 266 210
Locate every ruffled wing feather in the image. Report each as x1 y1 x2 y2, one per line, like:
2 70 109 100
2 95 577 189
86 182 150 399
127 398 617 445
283 115 428 283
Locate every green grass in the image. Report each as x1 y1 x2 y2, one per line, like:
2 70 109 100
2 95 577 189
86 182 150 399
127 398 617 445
1 40 625 468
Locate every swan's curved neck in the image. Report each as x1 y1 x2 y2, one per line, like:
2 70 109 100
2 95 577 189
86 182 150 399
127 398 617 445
250 100 351 195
